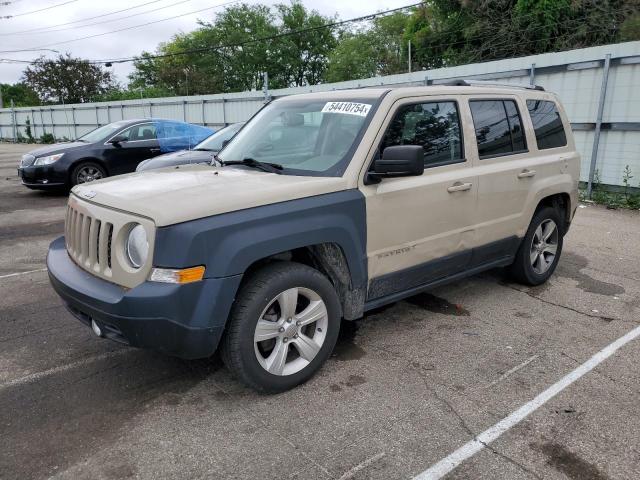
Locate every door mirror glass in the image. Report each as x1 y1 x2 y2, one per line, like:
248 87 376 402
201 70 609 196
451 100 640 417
374 145 424 176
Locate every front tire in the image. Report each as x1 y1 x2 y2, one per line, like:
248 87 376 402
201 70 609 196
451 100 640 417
71 162 107 186
508 206 563 286
221 262 341 393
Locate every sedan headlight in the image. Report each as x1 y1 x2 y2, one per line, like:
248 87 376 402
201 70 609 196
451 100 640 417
33 153 64 166
125 224 148 269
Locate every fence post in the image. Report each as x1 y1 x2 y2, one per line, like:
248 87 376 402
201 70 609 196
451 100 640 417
10 99 17 142
262 72 270 103
587 54 611 198
50 107 56 142
71 106 77 139
95 105 99 127
529 63 536 85
107 105 111 123
182 100 187 121
221 98 227 126
201 99 206 126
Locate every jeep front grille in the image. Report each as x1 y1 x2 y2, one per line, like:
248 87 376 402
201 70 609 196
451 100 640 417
65 204 114 276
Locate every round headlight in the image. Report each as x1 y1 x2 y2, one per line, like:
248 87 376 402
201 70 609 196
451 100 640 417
126 224 148 269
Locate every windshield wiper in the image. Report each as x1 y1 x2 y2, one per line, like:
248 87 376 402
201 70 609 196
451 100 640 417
193 147 214 151
221 158 283 174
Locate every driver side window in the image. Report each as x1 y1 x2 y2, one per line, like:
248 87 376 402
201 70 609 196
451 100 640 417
381 101 464 168
119 124 157 142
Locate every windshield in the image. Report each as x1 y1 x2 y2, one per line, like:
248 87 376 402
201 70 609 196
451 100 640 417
77 121 130 143
196 123 244 151
218 97 378 176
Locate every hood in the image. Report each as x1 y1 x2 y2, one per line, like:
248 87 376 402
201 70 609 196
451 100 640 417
27 141 88 157
136 149 214 172
72 164 349 227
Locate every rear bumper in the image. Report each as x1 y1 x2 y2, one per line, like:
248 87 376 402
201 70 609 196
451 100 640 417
47 236 242 359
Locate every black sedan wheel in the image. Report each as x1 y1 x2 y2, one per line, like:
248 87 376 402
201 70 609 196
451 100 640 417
72 162 107 186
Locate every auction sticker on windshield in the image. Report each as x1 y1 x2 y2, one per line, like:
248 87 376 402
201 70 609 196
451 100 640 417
322 102 371 117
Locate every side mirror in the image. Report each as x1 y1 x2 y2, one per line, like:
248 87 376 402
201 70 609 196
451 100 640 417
221 139 230 149
367 146 424 184
108 135 128 145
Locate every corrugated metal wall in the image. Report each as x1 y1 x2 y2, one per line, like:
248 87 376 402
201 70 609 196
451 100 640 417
2 41 639 186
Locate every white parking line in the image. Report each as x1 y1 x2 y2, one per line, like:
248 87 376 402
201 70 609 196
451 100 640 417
0 268 47 279
414 324 640 480
0 349 129 390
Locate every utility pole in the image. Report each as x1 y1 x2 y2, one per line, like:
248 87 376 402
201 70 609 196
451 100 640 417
408 40 412 73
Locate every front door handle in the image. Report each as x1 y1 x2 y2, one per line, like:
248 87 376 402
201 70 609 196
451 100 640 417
149 148 161 153
447 182 473 193
517 169 536 179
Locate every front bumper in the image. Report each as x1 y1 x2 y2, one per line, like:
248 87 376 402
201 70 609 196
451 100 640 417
18 165 67 189
47 236 242 359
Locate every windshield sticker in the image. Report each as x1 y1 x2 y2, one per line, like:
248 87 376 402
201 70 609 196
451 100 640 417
321 102 371 117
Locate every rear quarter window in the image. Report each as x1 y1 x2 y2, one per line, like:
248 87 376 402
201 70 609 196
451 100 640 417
469 99 527 159
526 100 568 150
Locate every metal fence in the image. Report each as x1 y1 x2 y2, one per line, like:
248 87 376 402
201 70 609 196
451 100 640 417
1 41 639 187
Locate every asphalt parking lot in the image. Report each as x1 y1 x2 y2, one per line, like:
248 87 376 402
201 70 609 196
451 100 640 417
1 142 640 480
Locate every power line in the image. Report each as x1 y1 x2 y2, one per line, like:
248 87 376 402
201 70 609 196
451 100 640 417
29 0 241 49
18 0 196 35
1 0 81 19
92 2 426 65
0 0 174 35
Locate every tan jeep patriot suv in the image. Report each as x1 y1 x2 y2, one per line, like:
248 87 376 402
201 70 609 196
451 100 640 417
47 83 579 392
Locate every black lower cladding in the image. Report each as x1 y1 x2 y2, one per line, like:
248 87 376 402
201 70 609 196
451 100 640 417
366 236 521 303
47 236 242 359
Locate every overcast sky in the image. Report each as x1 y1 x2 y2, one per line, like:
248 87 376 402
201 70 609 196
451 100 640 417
0 0 411 85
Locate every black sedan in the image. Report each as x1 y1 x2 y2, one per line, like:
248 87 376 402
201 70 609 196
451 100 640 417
136 122 244 172
17 119 214 190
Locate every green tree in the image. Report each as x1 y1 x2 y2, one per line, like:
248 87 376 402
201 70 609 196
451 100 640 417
0 82 40 107
23 53 115 104
325 11 410 82
275 1 338 86
128 2 339 94
405 0 640 70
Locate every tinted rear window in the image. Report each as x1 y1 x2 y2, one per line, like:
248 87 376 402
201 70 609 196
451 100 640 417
526 100 567 150
470 100 527 159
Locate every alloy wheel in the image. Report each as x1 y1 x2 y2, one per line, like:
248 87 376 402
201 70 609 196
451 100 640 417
530 218 559 275
76 166 103 184
254 287 328 376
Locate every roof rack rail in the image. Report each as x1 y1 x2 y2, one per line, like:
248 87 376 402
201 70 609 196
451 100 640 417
440 79 545 91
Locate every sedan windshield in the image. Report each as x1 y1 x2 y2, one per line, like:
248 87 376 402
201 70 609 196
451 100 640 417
196 123 244 151
77 121 130 143
218 97 378 176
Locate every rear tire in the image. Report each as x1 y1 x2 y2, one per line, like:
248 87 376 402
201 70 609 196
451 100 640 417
71 162 107 186
508 206 563 286
221 262 341 393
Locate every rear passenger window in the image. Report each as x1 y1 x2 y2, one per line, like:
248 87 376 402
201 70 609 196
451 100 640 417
381 101 463 168
470 100 527 159
526 100 567 149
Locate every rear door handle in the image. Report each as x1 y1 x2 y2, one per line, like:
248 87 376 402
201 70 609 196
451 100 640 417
150 148 161 153
447 182 473 193
517 169 536 179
